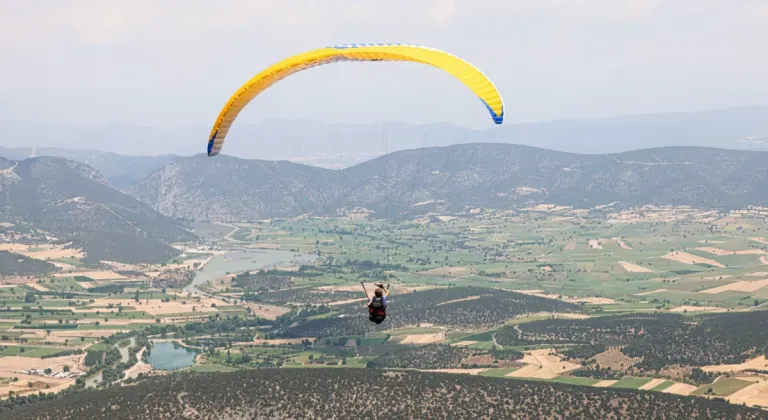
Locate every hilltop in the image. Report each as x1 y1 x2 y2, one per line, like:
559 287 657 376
0 147 176 188
126 144 768 221
0 156 197 264
2 369 763 420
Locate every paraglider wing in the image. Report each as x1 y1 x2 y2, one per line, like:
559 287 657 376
206 43 505 156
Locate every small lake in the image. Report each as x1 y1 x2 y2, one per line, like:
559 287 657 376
146 342 198 371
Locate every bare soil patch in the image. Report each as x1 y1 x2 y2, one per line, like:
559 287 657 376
588 240 603 249
0 243 85 261
566 297 616 304
0 354 84 376
726 380 768 408
54 270 126 280
702 356 768 373
663 251 725 268
662 382 698 396
244 303 291 320
639 378 667 390
635 289 668 296
564 242 576 251
593 380 618 387
618 261 654 273
697 247 766 256
400 333 446 345
700 279 768 294
695 247 733 256
507 349 580 379
123 347 152 380
88 297 227 316
26 282 49 292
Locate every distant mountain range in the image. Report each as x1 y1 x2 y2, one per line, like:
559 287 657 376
0 147 176 188
0 156 197 264
2 106 767 180
126 144 768 222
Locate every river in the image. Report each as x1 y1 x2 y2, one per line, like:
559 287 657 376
85 336 136 389
184 248 317 297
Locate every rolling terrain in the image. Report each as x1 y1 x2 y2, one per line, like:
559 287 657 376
127 144 768 221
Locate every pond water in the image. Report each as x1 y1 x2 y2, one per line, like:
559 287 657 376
146 342 199 371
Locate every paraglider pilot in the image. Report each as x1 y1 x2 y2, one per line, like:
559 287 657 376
367 283 389 324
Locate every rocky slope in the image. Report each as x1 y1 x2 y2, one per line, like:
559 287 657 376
0 156 197 263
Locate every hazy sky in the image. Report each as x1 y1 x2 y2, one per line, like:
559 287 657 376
1 0 767 129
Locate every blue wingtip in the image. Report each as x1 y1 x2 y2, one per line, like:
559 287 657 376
207 130 218 156
481 99 504 124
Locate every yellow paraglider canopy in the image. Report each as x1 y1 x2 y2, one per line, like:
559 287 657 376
206 43 505 156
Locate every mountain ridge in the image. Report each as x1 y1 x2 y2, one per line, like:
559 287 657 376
125 143 768 222
0 155 197 263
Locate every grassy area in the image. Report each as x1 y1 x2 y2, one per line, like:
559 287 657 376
649 381 676 392
185 364 238 373
0 345 70 357
467 341 495 350
610 377 653 390
479 368 519 378
456 330 497 342
87 343 113 352
692 377 755 396
307 311 340 320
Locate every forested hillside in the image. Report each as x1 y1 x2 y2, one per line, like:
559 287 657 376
2 369 763 420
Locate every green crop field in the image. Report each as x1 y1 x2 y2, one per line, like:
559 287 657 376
0 345 68 358
693 378 755 396
610 377 653 389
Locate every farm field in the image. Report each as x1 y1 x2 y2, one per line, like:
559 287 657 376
2 205 768 411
